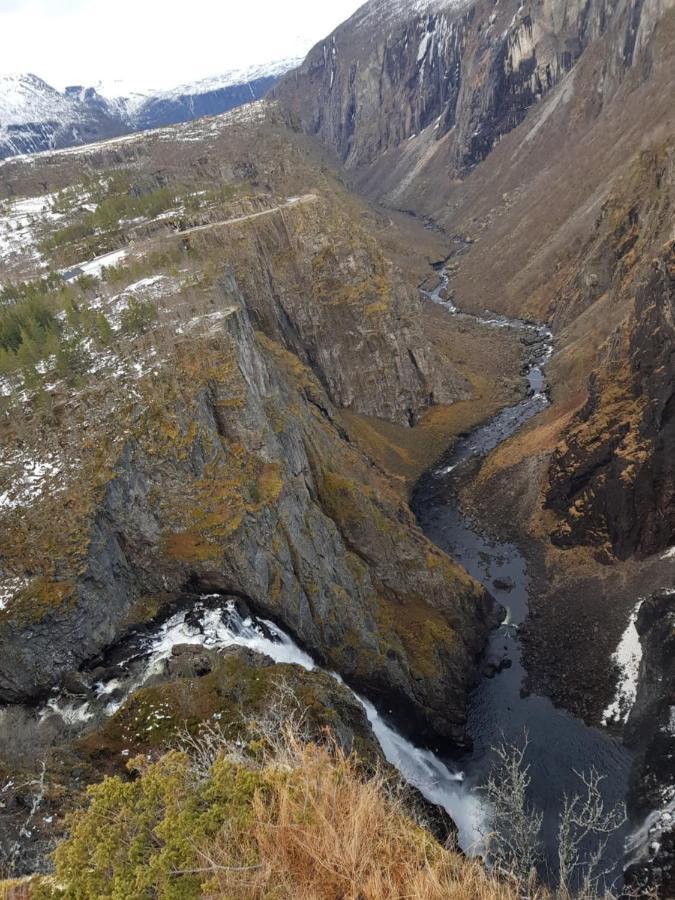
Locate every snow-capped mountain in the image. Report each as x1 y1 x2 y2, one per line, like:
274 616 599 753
127 59 302 131
0 73 126 159
0 59 300 160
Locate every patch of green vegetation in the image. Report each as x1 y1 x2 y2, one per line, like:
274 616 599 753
41 173 178 266
34 750 266 900
120 296 158 335
0 275 115 383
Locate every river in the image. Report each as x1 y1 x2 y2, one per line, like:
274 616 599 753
412 274 633 886
32 274 635 891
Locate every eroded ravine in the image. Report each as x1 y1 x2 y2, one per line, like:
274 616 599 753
413 275 633 884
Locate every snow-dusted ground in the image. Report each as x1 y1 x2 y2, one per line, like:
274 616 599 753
0 453 63 513
0 192 64 271
0 576 28 612
602 602 644 725
62 248 128 282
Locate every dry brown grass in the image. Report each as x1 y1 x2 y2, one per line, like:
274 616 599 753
202 736 521 900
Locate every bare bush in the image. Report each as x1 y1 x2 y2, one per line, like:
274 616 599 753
483 736 626 899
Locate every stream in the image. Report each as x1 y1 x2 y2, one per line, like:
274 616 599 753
412 275 633 885
28 274 635 889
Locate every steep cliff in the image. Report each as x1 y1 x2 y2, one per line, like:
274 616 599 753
624 590 675 898
547 239 675 559
275 0 666 194
0 107 500 749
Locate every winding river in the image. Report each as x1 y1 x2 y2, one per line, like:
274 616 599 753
34 273 636 889
412 275 633 885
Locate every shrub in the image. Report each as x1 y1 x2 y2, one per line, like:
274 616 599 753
120 297 158 335
38 723 519 900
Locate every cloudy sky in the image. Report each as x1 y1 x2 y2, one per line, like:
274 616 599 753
0 0 365 94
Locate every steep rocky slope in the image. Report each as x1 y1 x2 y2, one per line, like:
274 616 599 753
276 0 668 189
277 0 674 562
547 237 674 560
624 590 675 897
0 104 501 750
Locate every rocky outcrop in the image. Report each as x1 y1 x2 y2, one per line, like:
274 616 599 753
218 195 462 425
0 272 498 749
547 240 675 559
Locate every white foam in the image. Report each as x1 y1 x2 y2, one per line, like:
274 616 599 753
149 603 485 851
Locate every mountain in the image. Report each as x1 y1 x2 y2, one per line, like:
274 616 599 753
129 60 302 130
0 60 300 160
0 74 126 159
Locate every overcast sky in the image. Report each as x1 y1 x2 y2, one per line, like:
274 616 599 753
0 0 365 94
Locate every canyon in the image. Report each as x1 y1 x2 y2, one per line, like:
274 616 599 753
0 0 673 896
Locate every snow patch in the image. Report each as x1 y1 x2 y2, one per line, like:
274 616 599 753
602 602 644 726
0 191 64 269
0 576 28 611
0 454 63 511
63 248 127 282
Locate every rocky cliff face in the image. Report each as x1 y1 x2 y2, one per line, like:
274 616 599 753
0 277 496 746
275 0 664 191
546 169 674 560
0 108 500 749
624 590 675 897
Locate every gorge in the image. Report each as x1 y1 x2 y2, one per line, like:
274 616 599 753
0 0 673 897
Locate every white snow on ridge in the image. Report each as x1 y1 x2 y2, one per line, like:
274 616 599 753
602 602 644 726
0 73 78 127
354 0 465 29
139 58 302 104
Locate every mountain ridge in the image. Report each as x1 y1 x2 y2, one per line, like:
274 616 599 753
0 60 301 160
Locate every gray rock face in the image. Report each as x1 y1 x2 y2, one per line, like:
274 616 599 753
547 241 675 560
275 0 665 188
0 274 498 750
624 590 675 898
227 200 466 425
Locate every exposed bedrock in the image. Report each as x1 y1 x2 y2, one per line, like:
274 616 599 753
547 241 675 560
0 275 499 750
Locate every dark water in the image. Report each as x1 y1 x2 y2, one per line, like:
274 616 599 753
413 277 633 887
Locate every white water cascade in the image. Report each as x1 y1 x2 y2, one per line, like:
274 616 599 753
42 597 486 852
